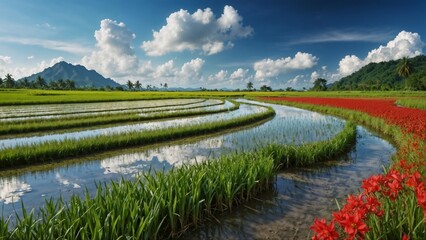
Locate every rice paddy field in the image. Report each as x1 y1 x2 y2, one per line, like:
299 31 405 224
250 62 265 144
0 89 425 239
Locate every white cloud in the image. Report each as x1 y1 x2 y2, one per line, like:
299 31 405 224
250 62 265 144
291 30 393 45
0 36 90 55
310 71 320 83
230 68 249 80
0 57 63 79
153 60 177 78
253 52 318 80
82 19 139 78
0 56 12 65
180 58 205 79
27 56 34 60
338 31 424 77
141 5 253 56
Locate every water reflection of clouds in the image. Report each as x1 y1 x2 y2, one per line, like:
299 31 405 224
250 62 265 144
100 139 225 175
0 177 32 204
55 173 81 189
0 99 202 119
0 103 264 149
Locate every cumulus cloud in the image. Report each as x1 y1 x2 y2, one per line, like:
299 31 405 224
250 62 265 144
230 68 249 80
253 52 318 80
141 5 253 56
0 57 63 79
0 56 12 65
338 31 424 77
180 58 205 79
82 19 139 78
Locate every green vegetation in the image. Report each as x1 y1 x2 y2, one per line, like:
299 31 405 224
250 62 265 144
0 101 238 135
1 89 426 106
0 120 356 239
331 55 426 91
0 104 274 169
396 98 426 110
311 78 327 91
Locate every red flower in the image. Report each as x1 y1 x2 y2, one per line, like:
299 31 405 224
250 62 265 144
402 233 410 240
336 211 368 239
362 175 383 194
310 218 339 240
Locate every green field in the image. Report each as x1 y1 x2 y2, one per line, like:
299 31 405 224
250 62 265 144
0 89 425 105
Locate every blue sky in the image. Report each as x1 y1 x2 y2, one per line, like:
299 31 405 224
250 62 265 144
0 0 425 89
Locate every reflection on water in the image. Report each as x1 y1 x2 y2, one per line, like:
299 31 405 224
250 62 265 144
0 101 261 149
0 177 32 204
0 99 221 122
0 99 204 119
184 127 395 239
0 100 347 218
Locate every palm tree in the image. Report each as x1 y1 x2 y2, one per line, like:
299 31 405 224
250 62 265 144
65 79 76 89
34 76 46 88
397 57 413 90
4 73 15 88
127 80 134 90
163 83 168 89
134 80 141 90
246 81 253 91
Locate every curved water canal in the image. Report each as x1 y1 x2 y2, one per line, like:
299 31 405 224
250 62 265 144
0 100 395 237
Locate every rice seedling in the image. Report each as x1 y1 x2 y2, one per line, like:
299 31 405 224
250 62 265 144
0 104 273 168
0 100 236 135
0 119 356 239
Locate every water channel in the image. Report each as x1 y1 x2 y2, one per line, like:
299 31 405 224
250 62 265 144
0 100 395 238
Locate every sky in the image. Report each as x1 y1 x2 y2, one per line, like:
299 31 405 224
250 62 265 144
0 0 425 89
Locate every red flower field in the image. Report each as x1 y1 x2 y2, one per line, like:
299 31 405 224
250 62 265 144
262 97 426 140
261 97 426 239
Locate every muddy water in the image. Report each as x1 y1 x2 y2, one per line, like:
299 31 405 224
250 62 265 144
184 126 395 239
0 100 346 218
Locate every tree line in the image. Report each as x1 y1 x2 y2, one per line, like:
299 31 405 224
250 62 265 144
0 74 76 90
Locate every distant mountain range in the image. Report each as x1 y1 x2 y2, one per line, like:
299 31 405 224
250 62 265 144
19 61 120 88
331 55 426 90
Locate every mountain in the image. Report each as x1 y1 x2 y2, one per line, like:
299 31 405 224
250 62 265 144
20 61 120 88
330 55 426 91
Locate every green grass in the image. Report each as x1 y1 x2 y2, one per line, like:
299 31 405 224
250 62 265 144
0 100 237 135
1 89 425 105
0 120 356 239
396 98 426 110
0 103 272 169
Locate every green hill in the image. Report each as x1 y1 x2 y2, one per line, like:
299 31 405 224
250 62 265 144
331 55 426 91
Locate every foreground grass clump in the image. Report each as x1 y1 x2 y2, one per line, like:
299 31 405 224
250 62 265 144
259 97 426 239
0 100 237 135
0 104 271 169
0 121 356 239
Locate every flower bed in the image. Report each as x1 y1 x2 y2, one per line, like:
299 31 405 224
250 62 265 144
260 97 426 240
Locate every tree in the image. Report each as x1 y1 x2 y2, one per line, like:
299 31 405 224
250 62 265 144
311 78 327 91
126 80 134 90
134 80 141 90
20 78 31 88
246 81 254 91
0 76 3 86
397 57 413 90
65 79 76 89
4 73 15 88
163 83 168 89
34 75 46 88
260 85 272 91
